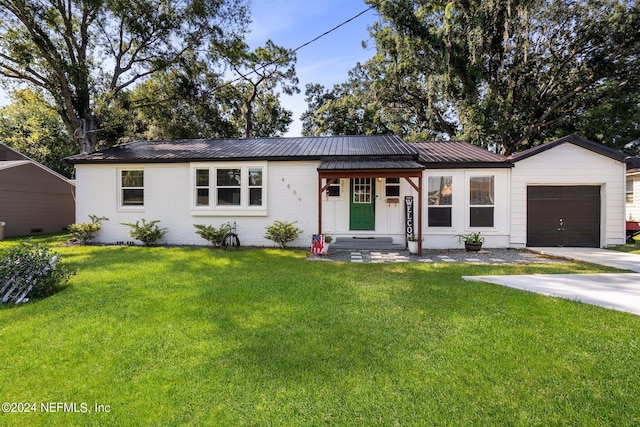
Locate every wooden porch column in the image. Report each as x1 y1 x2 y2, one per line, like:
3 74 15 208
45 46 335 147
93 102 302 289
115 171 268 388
418 173 423 255
318 174 323 235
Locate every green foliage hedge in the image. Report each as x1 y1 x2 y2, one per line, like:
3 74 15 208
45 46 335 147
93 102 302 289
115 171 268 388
0 241 74 303
264 220 303 249
121 219 167 246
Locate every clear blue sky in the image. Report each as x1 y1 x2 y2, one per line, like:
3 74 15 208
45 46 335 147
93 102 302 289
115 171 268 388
0 1 379 137
245 0 379 136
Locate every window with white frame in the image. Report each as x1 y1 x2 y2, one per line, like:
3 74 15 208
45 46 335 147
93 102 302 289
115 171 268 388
325 179 341 197
216 168 241 206
195 169 210 206
627 178 634 204
428 176 452 227
121 170 144 207
469 175 494 227
385 178 400 197
192 165 265 211
248 168 263 206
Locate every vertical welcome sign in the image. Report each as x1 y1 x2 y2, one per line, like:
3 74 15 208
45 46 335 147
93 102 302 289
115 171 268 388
405 196 414 245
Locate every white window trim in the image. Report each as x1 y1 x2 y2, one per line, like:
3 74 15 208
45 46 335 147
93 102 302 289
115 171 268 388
427 175 453 228
626 178 634 205
384 177 401 198
117 168 145 212
190 162 268 216
195 168 210 207
466 173 496 230
325 178 343 200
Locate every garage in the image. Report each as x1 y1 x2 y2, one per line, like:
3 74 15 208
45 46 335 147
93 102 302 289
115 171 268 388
527 185 601 247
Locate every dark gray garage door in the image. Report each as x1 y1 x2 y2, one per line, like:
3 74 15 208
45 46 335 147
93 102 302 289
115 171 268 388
527 186 601 247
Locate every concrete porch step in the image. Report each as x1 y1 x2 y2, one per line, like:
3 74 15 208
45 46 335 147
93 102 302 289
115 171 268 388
330 236 406 250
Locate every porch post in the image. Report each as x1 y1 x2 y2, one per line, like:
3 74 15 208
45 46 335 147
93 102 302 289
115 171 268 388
318 173 323 235
417 173 423 255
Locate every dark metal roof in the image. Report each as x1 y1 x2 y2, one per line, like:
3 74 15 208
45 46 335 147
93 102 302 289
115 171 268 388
626 156 640 172
412 141 510 168
66 135 417 164
510 134 628 163
318 159 424 171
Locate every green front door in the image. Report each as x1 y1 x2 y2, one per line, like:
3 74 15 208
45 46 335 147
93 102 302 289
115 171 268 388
350 178 375 230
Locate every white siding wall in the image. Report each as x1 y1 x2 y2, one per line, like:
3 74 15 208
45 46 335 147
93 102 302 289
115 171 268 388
422 169 511 249
627 173 640 222
75 161 319 247
510 144 626 247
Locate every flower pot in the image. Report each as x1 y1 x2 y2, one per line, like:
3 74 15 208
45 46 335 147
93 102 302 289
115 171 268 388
465 242 482 252
323 243 330 254
408 240 419 254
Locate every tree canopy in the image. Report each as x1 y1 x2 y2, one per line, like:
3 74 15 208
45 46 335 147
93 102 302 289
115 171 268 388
0 0 250 152
302 0 640 154
0 88 76 177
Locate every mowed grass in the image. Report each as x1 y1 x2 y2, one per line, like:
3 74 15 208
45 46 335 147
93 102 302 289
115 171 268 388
1 235 639 426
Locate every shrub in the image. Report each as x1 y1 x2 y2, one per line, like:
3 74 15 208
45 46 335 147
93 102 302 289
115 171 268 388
194 223 232 247
264 220 303 249
68 215 109 244
0 240 74 303
120 219 168 246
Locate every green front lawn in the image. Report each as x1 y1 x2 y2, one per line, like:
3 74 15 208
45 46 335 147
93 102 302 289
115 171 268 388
611 243 640 254
1 235 639 426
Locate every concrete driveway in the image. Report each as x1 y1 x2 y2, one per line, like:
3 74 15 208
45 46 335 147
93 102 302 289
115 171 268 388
528 247 640 272
464 247 640 315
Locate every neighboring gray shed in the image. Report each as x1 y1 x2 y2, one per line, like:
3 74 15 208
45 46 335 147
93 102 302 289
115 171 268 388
0 143 75 238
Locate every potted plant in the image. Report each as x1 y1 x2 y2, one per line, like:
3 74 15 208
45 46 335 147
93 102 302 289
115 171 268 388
323 235 333 254
457 231 484 252
407 235 419 254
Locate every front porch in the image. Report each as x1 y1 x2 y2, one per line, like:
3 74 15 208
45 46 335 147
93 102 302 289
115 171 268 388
317 158 425 253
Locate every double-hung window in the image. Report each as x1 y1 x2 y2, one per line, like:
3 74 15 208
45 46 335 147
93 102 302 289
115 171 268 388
121 170 144 207
627 178 634 204
469 176 494 227
192 164 266 215
248 168 263 206
195 169 210 206
428 176 452 227
216 168 242 206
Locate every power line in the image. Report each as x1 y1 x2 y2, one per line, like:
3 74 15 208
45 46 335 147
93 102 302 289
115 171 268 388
290 0 385 55
227 0 385 85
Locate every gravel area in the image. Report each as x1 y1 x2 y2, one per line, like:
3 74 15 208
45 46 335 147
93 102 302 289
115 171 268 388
309 248 566 264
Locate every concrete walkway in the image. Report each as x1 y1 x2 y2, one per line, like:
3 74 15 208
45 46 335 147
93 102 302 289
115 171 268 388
464 247 640 315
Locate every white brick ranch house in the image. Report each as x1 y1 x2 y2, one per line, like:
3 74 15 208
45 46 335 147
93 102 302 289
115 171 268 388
66 134 629 250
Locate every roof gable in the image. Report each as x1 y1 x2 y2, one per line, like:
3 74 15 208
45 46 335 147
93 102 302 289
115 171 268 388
510 134 628 163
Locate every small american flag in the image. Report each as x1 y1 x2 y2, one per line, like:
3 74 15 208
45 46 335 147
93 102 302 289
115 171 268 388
311 234 325 254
